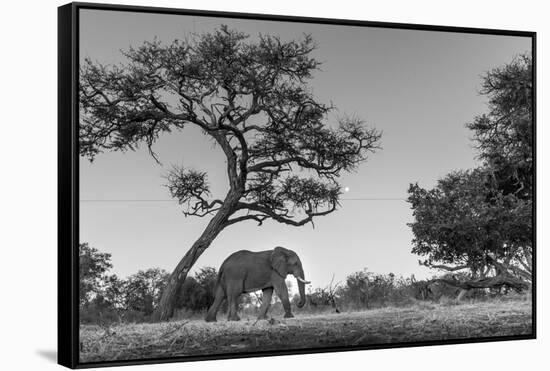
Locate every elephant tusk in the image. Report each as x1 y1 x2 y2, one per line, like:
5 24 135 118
296 277 311 284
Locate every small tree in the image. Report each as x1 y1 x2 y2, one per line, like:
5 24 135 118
124 268 170 315
306 275 341 312
342 269 370 308
409 275 434 301
102 274 126 309
79 242 113 306
80 26 381 319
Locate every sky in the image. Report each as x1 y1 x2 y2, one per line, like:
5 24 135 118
79 9 531 290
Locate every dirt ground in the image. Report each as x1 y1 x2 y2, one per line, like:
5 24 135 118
79 298 532 363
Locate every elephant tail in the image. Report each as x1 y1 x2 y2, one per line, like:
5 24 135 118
215 266 226 294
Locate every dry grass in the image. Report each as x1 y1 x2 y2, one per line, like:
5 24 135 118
80 297 532 363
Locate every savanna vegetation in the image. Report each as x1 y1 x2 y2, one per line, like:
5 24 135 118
78 25 533 362
79 241 532 362
80 296 532 362
79 242 530 327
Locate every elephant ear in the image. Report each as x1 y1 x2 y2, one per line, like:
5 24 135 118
270 247 288 278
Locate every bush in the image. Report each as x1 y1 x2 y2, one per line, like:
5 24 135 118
79 243 526 325
338 270 415 309
80 301 122 325
174 267 218 313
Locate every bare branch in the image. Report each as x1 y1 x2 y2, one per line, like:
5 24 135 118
236 200 337 227
224 214 268 227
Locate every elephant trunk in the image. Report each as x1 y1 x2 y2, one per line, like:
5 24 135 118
294 264 307 308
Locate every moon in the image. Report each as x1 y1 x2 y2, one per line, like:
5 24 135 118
344 187 350 192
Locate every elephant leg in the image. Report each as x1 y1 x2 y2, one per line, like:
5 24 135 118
257 288 273 320
205 285 225 322
274 281 293 318
226 289 241 321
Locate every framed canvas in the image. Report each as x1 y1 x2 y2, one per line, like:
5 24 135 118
58 2 536 368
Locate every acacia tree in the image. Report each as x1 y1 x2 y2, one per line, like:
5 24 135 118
80 26 381 320
407 54 532 294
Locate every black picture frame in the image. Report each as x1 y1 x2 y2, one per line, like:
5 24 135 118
58 2 536 368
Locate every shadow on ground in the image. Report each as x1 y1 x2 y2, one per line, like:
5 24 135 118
36 350 57 363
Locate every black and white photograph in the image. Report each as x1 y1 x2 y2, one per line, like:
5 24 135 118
65 3 534 366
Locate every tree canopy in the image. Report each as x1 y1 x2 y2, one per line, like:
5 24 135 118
408 168 531 286
466 54 533 199
80 26 380 227
407 53 533 292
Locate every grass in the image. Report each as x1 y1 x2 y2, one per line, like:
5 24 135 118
79 297 532 363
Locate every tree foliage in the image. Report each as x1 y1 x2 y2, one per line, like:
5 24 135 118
79 243 222 322
407 53 533 291
79 242 114 306
340 270 400 308
124 268 170 315
408 169 531 282
466 54 533 199
175 267 218 312
80 25 381 227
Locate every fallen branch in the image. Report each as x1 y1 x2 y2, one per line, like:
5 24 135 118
435 273 530 292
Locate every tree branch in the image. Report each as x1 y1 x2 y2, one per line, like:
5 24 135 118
419 261 470 272
224 214 268 227
236 201 337 227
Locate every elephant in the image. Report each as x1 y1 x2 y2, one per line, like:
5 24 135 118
205 246 310 322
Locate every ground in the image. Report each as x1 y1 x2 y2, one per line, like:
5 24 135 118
79 298 532 363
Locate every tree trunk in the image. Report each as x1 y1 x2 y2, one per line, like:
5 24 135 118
155 191 241 321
